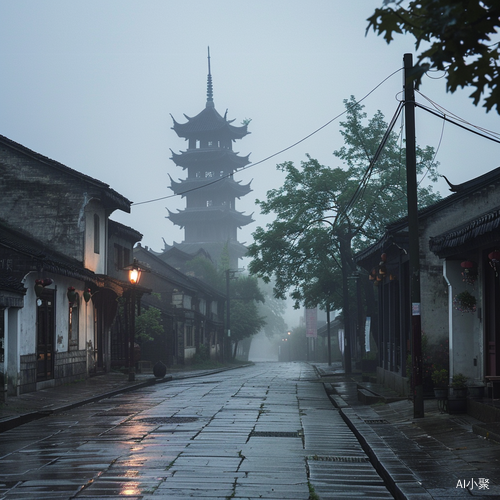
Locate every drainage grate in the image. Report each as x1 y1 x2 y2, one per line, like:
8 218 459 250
307 455 370 463
136 416 199 424
94 411 136 417
251 431 301 438
364 419 389 424
232 395 264 399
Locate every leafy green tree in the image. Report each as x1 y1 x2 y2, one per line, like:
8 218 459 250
248 97 441 371
185 248 274 360
229 275 266 359
185 254 223 287
136 306 164 343
367 0 500 113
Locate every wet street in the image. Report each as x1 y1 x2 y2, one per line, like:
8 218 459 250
0 362 394 499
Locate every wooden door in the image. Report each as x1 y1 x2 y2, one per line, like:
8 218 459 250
484 251 499 376
37 289 55 381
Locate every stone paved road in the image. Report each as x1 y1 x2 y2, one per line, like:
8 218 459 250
0 362 395 499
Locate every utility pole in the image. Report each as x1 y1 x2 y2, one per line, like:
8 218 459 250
326 303 332 366
404 53 424 418
225 269 231 363
225 269 239 362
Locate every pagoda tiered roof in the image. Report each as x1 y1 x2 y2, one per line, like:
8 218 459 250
170 149 250 170
168 175 252 198
167 207 254 228
171 103 249 140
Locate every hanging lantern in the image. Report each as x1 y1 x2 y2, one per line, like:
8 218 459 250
83 288 92 303
67 286 77 306
461 260 477 285
488 250 500 277
378 254 387 276
34 279 44 298
34 278 53 298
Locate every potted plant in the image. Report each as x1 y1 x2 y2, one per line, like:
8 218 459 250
431 368 448 399
448 373 468 414
453 290 477 313
451 373 468 396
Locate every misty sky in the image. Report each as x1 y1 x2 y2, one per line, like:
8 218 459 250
1 1 499 325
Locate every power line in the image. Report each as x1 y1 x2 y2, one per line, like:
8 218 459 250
335 101 404 228
414 91 500 144
132 67 404 207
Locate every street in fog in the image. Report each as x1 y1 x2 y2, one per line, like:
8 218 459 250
0 363 394 499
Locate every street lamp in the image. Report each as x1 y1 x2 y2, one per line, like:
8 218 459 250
124 260 142 381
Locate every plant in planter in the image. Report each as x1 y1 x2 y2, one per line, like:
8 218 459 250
448 372 468 414
432 368 448 390
453 290 477 313
451 373 468 392
431 368 448 410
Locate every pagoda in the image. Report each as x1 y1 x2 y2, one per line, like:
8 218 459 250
165 51 253 269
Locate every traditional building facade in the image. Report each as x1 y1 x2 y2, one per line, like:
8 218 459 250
355 167 500 397
133 244 225 365
0 135 142 398
165 53 253 269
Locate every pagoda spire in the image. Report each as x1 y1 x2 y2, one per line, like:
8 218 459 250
206 46 214 107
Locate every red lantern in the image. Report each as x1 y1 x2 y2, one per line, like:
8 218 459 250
488 251 500 263
67 286 77 306
489 251 500 276
461 260 477 284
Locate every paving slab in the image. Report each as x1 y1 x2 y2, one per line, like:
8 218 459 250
314 363 500 500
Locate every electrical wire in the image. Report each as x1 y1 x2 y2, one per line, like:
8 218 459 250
336 101 404 227
132 67 404 207
418 117 444 187
415 102 500 145
415 90 500 142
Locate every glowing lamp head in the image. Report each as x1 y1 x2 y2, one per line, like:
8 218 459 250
129 267 141 285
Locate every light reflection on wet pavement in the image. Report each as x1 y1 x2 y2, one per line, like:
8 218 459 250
0 363 394 499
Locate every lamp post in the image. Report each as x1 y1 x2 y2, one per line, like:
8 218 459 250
126 260 142 381
224 269 240 363
287 331 291 361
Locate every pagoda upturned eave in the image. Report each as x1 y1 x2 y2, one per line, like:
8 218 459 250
168 175 252 198
167 207 254 228
171 105 249 140
170 149 251 170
